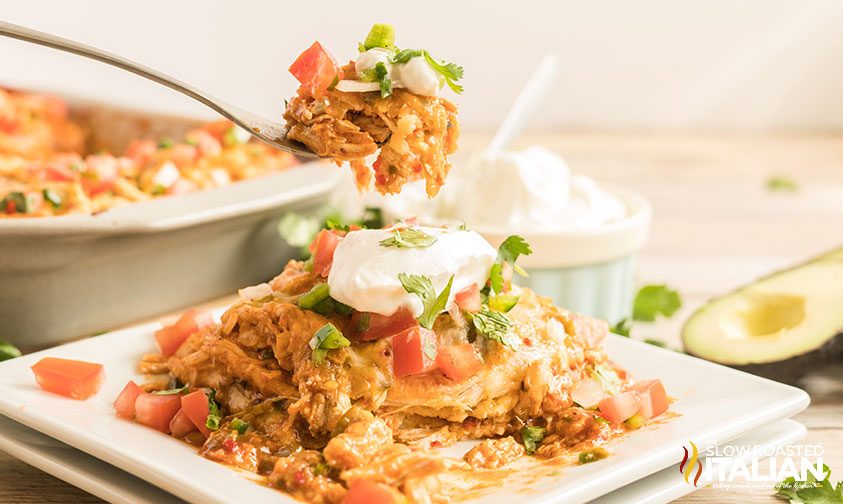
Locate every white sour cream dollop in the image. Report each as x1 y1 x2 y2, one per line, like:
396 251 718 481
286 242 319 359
327 226 496 316
347 49 441 97
454 146 626 231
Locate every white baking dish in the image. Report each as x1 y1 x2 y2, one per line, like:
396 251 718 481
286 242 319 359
0 96 337 349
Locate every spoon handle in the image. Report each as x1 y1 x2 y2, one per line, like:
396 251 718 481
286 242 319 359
0 20 231 122
486 54 560 157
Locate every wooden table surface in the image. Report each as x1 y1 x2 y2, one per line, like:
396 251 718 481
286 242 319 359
3 131 842 503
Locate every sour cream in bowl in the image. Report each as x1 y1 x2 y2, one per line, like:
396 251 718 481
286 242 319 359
448 146 650 324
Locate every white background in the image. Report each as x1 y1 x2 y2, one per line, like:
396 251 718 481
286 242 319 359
2 0 843 130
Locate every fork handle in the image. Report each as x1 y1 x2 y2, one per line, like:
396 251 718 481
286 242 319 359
0 20 230 121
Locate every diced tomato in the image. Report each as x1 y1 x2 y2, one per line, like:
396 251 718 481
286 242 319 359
169 143 198 168
42 154 82 182
169 408 197 438
309 229 342 277
134 393 181 433
0 115 19 133
632 379 669 420
185 129 223 157
454 284 482 313
392 326 438 378
155 309 214 357
352 308 418 341
289 42 343 98
166 178 198 195
198 120 234 142
180 390 211 437
124 139 157 166
342 479 401 504
113 380 143 419
436 344 482 382
81 155 118 195
598 391 641 424
31 357 105 400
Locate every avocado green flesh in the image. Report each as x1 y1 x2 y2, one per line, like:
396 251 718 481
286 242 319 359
682 248 843 381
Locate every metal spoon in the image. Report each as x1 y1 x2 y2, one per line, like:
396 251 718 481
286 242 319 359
0 20 317 157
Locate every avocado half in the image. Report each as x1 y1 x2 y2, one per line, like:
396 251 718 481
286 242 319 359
682 247 843 384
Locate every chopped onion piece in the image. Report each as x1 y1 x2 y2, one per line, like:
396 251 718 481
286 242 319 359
571 377 608 409
238 283 273 300
151 161 180 189
334 80 385 93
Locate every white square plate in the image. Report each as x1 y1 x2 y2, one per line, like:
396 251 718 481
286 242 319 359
0 414 806 504
0 320 810 504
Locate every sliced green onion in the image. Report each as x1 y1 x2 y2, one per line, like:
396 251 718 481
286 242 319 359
205 390 222 431
42 189 62 209
298 283 331 310
362 23 395 50
158 138 174 149
488 294 520 313
521 426 547 455
0 339 21 362
624 414 645 430
230 417 249 435
309 323 350 365
578 447 609 464
152 383 189 395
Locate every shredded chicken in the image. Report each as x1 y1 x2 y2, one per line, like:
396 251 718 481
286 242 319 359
284 64 460 198
150 259 634 503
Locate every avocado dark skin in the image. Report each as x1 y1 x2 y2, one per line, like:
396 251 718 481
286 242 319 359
681 246 843 385
722 333 843 385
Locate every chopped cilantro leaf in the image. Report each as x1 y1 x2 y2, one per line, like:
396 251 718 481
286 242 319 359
497 235 532 265
775 464 841 503
472 305 516 348
389 49 464 93
398 273 453 329
205 390 222 431
488 235 532 294
632 284 682 322
379 228 437 248
521 426 546 455
391 49 424 64
325 219 350 232
423 52 464 93
611 318 631 337
0 339 21 362
157 138 174 149
309 323 350 365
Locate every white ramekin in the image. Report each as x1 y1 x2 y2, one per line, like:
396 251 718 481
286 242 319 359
474 184 651 324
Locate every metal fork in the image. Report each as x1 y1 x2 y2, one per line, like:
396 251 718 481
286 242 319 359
0 20 317 157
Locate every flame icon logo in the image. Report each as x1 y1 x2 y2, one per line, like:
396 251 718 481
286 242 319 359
679 441 703 486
